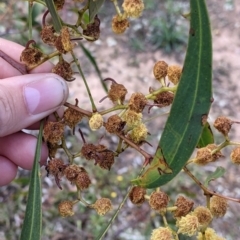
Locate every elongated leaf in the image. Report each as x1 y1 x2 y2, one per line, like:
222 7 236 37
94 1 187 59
132 0 212 188
204 167 225 187
20 121 44 240
197 121 214 148
89 0 105 22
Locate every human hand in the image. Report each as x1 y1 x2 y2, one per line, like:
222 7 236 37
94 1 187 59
0 38 69 186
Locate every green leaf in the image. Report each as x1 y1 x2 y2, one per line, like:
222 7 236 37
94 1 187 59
88 0 105 23
79 43 107 93
204 167 226 187
20 121 44 240
132 0 212 188
197 121 214 148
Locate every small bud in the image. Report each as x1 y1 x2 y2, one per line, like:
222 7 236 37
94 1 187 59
173 196 194 218
153 61 168 80
83 15 100 41
108 82 128 104
167 65 182 85
122 0 144 18
41 25 57 46
128 92 147 113
105 114 125 133
64 164 83 182
206 144 223 162
75 170 91 190
197 228 225 240
129 123 148 144
58 200 74 217
122 109 142 128
177 214 199 236
111 15 130 34
55 27 73 54
213 116 232 136
52 59 73 81
230 147 240 164
194 147 213 165
150 227 174 240
46 158 66 177
20 47 44 68
89 113 103 131
154 91 174 107
92 198 112 215
193 206 212 228
81 143 97 160
149 191 169 212
63 107 83 128
129 186 146 205
43 121 65 144
210 196 228 218
54 0 65 10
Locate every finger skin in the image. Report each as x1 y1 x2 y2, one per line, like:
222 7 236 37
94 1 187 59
0 132 48 170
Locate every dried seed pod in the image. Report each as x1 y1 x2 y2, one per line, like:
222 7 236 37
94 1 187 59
129 186 146 205
63 107 83 128
150 227 174 240
193 206 212 228
153 61 168 80
20 47 43 68
41 25 57 46
105 114 125 133
52 59 73 81
194 147 213 165
58 200 74 217
75 170 91 190
213 116 232 136
167 65 182 85
55 27 73 54
129 123 148 144
64 164 84 182
83 15 100 41
81 143 97 160
230 147 240 164
95 145 115 170
149 191 169 212
122 0 144 18
46 158 66 177
177 214 199 236
43 121 65 144
54 0 65 10
210 196 228 218
111 15 130 34
173 196 194 218
122 109 142 128
89 113 103 131
154 91 174 107
92 198 112 215
206 144 223 162
129 92 147 113
108 82 128 104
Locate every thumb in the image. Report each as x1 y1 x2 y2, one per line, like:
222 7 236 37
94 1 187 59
0 73 69 137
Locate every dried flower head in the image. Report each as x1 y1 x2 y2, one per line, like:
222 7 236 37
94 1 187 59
81 143 97 160
46 158 66 177
230 147 240 164
112 15 130 34
47 141 59 159
64 164 83 182
108 82 128 104
193 206 213 228
197 228 225 240
129 186 146 205
149 191 169 212
167 65 182 85
75 170 91 190
63 107 83 128
122 109 142 128
129 123 148 144
150 227 174 240
55 27 73 54
54 0 65 10
92 198 112 215
105 114 125 133
173 196 194 218
206 144 223 162
129 92 147 113
213 116 232 136
177 214 199 236
58 200 74 217
95 145 115 170
89 113 103 131
122 0 144 18
154 91 174 107
210 196 228 218
20 47 43 68
83 15 100 41
41 25 57 46
153 61 168 80
194 147 213 165
43 121 65 144
52 59 73 81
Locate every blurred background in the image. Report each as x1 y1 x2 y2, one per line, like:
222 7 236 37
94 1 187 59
1 0 240 239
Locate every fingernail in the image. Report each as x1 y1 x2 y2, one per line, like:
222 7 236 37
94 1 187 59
23 76 68 115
